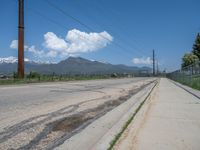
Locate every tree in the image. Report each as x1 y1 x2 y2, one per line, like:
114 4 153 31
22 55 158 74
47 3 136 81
192 33 200 59
181 53 198 68
13 72 18 79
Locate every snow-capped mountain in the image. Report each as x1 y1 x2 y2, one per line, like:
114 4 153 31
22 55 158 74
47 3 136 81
0 56 151 75
0 56 30 64
0 56 18 64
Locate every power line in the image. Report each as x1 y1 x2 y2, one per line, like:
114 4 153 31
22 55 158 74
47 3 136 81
28 8 135 59
10 0 130 60
87 0 150 56
73 3 146 57
17 3 110 52
68 0 148 57
45 0 146 58
11 0 102 46
11 0 148 60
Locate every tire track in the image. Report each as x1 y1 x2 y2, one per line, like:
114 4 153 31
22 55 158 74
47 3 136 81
0 79 156 150
19 81 155 150
0 95 110 143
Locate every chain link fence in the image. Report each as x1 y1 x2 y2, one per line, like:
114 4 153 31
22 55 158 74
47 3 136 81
167 61 200 90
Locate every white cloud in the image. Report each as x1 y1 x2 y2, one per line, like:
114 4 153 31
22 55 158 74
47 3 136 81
10 40 28 49
132 57 152 65
24 58 29 62
10 40 44 57
46 50 58 58
10 40 18 49
43 29 113 56
9 40 54 59
28 45 44 56
44 32 68 51
65 29 113 53
9 29 113 59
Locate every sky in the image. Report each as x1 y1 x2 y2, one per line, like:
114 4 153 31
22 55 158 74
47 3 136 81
0 0 200 72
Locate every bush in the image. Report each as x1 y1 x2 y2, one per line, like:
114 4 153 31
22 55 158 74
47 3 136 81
27 71 40 79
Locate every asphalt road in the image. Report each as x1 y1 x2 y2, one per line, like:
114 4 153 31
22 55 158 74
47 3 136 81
0 77 156 150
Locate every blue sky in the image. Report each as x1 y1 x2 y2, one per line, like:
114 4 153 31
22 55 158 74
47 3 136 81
0 0 200 71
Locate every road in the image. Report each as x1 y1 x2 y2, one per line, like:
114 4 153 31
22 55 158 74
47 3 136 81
114 78 200 150
0 78 156 150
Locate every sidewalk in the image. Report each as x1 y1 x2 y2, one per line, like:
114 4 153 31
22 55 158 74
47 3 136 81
114 78 200 150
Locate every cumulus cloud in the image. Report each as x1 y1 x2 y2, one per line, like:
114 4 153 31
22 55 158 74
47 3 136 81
65 29 113 53
46 50 58 58
9 29 113 59
132 57 152 65
43 29 113 56
28 46 44 56
10 40 28 49
44 32 68 51
10 40 44 57
10 40 18 49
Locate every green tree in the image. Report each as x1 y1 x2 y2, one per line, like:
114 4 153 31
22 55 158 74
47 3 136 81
13 72 18 79
192 33 200 59
181 53 198 68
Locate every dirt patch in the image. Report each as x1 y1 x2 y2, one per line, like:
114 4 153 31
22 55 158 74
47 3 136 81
53 114 92 132
51 81 154 135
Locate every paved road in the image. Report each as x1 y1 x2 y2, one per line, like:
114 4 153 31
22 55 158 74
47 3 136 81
0 78 155 150
114 78 200 150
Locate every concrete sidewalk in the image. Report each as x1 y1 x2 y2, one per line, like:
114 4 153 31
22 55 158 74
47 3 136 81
114 78 200 150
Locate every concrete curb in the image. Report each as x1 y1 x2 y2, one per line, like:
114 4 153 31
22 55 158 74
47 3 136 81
112 79 159 150
107 80 158 150
56 81 158 150
168 79 200 100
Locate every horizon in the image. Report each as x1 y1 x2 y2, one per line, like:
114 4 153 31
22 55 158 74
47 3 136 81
1 0 200 72
1 1 200 149
0 56 151 69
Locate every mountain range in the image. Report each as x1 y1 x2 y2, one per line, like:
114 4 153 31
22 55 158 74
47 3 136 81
0 57 152 75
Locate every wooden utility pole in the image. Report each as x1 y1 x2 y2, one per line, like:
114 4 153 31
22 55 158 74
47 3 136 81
157 59 159 75
18 0 24 78
153 49 155 76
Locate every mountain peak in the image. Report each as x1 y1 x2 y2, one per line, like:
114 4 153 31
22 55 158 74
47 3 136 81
0 56 152 75
59 56 92 64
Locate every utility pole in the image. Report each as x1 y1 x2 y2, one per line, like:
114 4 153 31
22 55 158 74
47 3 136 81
156 59 159 75
153 49 155 76
18 0 24 78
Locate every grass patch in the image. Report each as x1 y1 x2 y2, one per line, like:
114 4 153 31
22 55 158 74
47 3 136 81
107 81 158 150
0 76 118 85
190 77 200 90
173 76 200 90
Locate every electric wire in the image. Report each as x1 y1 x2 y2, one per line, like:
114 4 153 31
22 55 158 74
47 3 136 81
45 0 147 58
